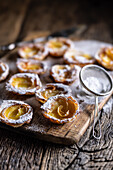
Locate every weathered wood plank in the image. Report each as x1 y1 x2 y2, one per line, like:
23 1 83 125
0 129 45 170
20 0 113 43
19 0 81 39
40 145 79 170
0 0 30 45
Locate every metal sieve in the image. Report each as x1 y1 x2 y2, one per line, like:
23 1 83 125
79 64 113 139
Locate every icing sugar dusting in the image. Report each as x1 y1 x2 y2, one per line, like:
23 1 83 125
84 77 103 93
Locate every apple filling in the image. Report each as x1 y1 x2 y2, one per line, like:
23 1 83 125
6 73 41 95
96 47 113 70
41 95 79 124
11 77 33 89
64 49 95 66
48 41 64 49
50 97 76 118
17 59 46 74
105 47 113 60
22 62 41 70
23 46 39 58
55 66 72 78
100 47 113 64
50 64 80 84
41 88 59 100
18 44 48 60
0 100 33 127
36 83 71 103
46 38 73 57
3 104 27 120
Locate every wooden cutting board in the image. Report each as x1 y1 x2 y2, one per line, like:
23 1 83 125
0 33 113 145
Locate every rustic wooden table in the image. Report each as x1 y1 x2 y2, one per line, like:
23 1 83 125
0 0 113 169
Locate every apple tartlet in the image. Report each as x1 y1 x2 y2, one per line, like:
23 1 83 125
50 64 80 84
0 100 33 127
35 83 72 103
6 73 42 95
95 47 113 70
46 37 74 57
64 49 95 67
0 61 9 82
18 43 48 60
41 95 79 124
17 59 47 75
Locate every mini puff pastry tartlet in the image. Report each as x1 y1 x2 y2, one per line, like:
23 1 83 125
6 73 42 95
18 43 48 60
64 49 95 67
17 59 47 75
46 37 74 57
0 61 9 82
41 95 79 124
50 64 80 84
95 47 113 70
35 83 72 103
0 100 33 127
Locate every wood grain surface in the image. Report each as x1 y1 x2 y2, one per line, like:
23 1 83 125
0 0 30 45
0 0 113 169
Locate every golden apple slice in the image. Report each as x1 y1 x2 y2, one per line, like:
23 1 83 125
41 95 79 124
64 48 95 67
46 37 74 57
6 73 42 95
17 59 47 75
18 43 48 60
95 47 113 70
36 83 71 103
50 64 80 84
0 100 33 127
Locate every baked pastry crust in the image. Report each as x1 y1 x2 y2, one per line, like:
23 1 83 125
46 37 74 57
0 61 9 82
16 59 47 75
6 73 42 95
35 83 72 103
50 64 80 84
18 43 48 60
41 95 79 124
95 47 113 70
0 100 33 127
64 49 95 67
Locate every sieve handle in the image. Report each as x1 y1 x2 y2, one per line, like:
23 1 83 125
93 96 101 139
